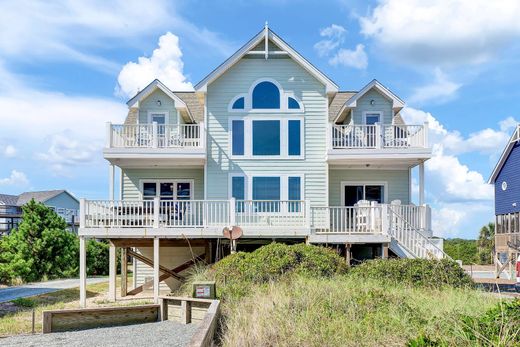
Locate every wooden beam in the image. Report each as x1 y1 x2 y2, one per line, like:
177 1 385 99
127 248 183 281
121 247 128 297
127 253 206 296
382 243 389 259
110 238 208 248
79 236 86 308
153 238 160 304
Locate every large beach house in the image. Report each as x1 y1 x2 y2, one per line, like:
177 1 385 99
77 25 444 306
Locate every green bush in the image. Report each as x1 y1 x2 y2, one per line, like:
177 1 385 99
0 200 79 284
443 238 478 264
349 258 473 288
11 297 36 308
86 239 112 276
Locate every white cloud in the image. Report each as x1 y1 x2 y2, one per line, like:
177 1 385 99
3 145 16 158
409 69 462 104
116 32 193 99
314 24 347 57
328 44 368 69
360 0 520 66
0 170 29 187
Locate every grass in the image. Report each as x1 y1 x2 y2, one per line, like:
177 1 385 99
0 274 150 336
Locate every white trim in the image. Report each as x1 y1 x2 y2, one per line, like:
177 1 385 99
194 28 339 94
146 111 170 125
139 179 195 200
340 181 388 206
228 78 305 114
227 173 304 202
228 173 248 200
489 125 520 183
362 111 383 125
228 116 304 160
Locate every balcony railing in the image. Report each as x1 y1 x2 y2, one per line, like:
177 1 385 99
106 122 203 149
330 123 428 149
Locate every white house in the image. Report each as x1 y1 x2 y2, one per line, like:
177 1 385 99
77 25 444 306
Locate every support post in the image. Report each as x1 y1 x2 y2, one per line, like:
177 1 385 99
121 247 128 297
132 248 137 289
229 198 236 226
382 242 389 259
79 236 86 308
154 237 160 304
345 243 351 267
105 121 112 148
305 200 311 229
108 242 117 302
181 300 192 324
419 162 425 206
375 122 382 148
152 121 158 148
381 204 389 235
153 197 160 228
79 198 86 229
108 164 115 201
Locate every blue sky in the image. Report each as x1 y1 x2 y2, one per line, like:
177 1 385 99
1 0 519 239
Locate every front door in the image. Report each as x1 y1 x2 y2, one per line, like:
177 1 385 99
343 184 384 206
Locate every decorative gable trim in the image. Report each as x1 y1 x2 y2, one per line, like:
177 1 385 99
194 25 339 94
489 125 520 183
126 79 194 122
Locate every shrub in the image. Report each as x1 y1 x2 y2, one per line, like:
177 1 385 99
349 258 473 288
86 239 111 276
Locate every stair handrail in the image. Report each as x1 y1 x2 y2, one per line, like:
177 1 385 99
387 205 450 260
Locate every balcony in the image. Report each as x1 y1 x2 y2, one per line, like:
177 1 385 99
327 123 432 166
103 122 206 167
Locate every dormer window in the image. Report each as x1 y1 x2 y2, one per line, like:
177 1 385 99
252 81 280 109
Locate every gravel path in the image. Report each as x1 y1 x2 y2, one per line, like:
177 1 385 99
0 278 108 303
0 321 199 347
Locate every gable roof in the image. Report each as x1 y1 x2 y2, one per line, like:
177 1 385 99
489 125 520 183
333 79 405 123
329 91 357 122
126 79 195 122
194 25 339 94
174 92 204 122
0 194 19 206
16 190 78 206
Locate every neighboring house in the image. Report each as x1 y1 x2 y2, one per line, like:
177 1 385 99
489 124 520 277
0 190 80 233
77 25 444 306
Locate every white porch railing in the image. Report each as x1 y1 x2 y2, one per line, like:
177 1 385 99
107 122 203 149
235 200 308 227
311 206 383 233
330 123 428 149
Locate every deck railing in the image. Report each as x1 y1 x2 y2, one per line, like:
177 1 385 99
311 206 383 233
107 122 203 149
330 123 428 149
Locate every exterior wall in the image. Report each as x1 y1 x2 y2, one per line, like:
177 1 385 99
138 89 179 125
495 142 520 215
328 168 410 206
206 57 328 206
350 88 393 125
122 168 204 200
45 192 79 211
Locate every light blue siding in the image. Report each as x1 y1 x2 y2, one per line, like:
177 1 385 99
329 169 410 206
206 57 328 206
45 192 80 210
122 168 204 200
138 89 179 125
350 88 393 125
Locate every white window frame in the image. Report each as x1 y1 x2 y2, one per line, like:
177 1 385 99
362 111 383 125
146 111 171 125
139 179 195 200
340 181 388 206
228 116 304 159
228 173 248 200
228 173 304 201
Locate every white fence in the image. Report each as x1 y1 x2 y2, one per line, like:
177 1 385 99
311 206 383 233
108 123 203 149
331 124 428 149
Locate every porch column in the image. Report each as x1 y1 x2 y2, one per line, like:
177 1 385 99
419 162 425 205
79 236 86 308
153 238 160 304
108 164 115 201
121 247 128 297
108 242 117 302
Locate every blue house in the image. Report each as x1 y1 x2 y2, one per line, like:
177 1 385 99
489 125 520 271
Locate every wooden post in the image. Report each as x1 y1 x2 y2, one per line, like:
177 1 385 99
121 247 128 297
181 300 192 324
205 241 211 264
345 243 351 267
79 236 87 308
132 247 137 290
108 242 117 302
154 238 160 304
382 243 389 259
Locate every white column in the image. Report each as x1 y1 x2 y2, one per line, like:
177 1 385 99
153 237 160 304
419 162 425 205
79 236 86 308
108 242 116 302
108 164 115 201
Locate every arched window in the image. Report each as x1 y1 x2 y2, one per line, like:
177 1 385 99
252 81 280 109
288 97 300 109
232 97 244 109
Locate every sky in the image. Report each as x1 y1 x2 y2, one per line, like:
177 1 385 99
1 0 519 239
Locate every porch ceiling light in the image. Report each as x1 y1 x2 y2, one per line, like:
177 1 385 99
370 99 375 106
156 100 162 106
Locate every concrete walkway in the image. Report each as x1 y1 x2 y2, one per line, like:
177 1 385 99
0 277 108 303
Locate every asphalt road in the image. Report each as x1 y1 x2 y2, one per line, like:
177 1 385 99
0 277 108 303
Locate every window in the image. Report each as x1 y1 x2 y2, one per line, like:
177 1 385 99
253 177 280 212
231 118 302 158
288 97 300 109
342 182 385 206
231 176 245 212
288 176 301 212
148 111 168 124
288 120 301 156
364 112 381 125
232 97 244 109
252 120 280 155
142 181 192 200
232 120 244 155
252 81 280 109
